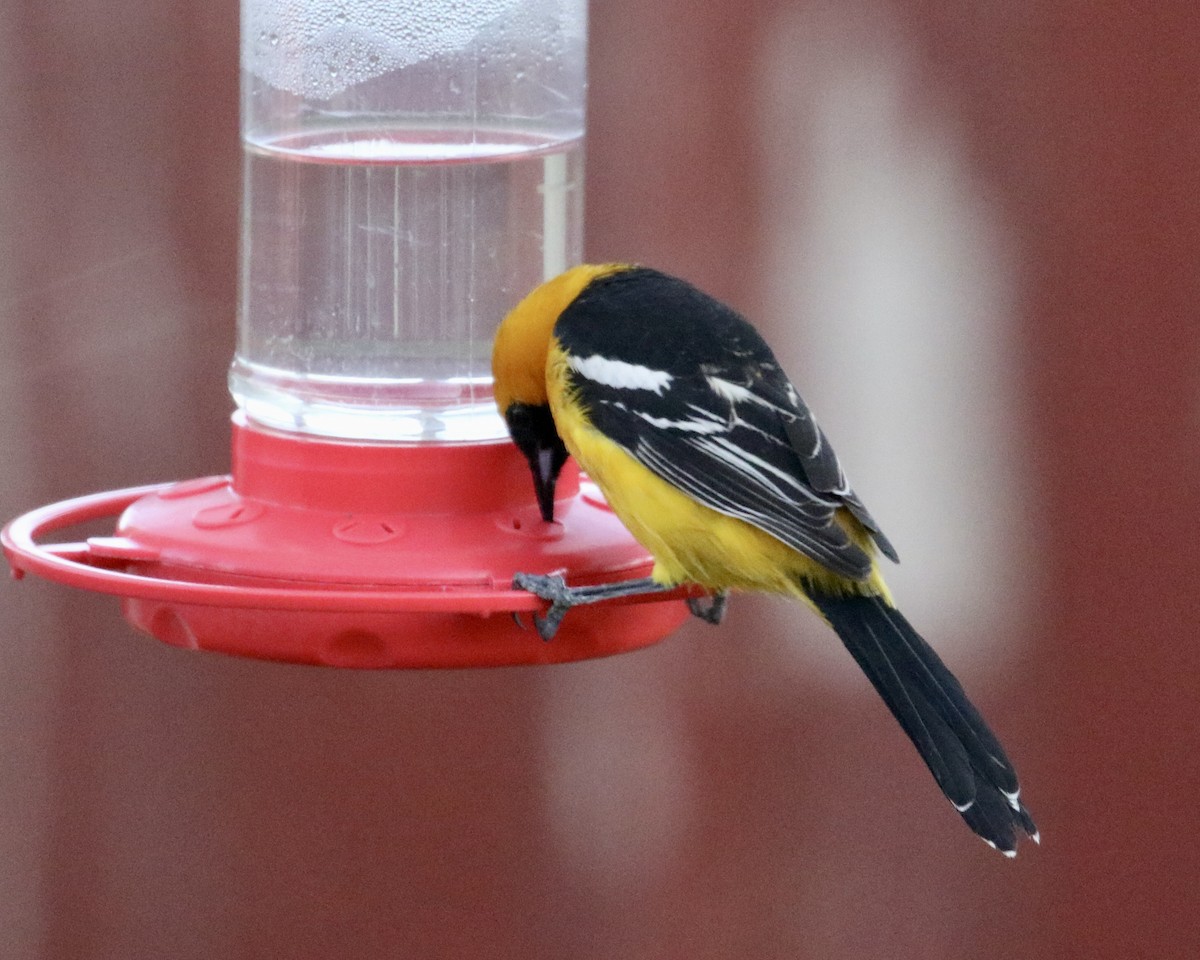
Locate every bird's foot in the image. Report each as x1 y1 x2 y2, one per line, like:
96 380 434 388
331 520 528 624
686 590 729 625
511 573 671 641
511 572 575 641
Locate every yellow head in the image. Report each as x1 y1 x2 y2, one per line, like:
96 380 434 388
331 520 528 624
491 263 625 412
492 263 627 519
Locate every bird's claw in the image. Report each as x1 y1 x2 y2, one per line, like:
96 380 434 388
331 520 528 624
686 590 729 625
511 572 573 641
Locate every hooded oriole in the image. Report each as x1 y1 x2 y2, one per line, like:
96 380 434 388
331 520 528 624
492 263 1038 856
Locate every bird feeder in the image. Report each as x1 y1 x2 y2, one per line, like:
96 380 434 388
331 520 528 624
2 0 689 667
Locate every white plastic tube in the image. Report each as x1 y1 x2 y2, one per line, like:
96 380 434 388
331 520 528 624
232 0 587 441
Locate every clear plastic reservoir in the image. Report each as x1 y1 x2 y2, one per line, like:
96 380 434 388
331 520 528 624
232 0 587 441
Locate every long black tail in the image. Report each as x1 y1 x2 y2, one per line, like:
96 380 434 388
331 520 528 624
810 590 1038 856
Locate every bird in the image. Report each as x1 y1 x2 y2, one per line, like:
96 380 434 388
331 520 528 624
492 262 1038 856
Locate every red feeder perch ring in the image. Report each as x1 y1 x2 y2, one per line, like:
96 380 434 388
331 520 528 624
2 414 691 668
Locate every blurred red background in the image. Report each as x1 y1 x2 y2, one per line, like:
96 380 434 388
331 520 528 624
2 2 1198 958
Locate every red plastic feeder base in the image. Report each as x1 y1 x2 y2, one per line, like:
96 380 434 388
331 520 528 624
2 414 690 667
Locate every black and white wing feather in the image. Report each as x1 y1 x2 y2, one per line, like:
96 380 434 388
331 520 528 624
555 267 898 579
553 268 1037 856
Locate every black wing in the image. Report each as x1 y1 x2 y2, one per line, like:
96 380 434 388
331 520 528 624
556 267 898 579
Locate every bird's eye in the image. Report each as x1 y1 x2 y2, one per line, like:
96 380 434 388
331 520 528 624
504 402 557 449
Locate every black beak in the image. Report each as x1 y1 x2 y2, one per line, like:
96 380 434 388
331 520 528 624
530 443 566 522
505 403 569 522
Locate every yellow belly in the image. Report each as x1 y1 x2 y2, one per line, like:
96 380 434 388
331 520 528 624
547 348 890 602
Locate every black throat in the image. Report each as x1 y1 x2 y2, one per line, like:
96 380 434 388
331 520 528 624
505 403 569 522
